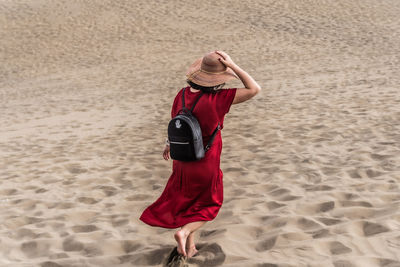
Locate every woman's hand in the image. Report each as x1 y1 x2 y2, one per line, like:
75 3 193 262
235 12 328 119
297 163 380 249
163 145 170 160
215 51 261 105
215 50 236 69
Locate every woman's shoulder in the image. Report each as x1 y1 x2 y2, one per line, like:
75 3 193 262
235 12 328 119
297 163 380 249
173 86 188 99
177 86 188 94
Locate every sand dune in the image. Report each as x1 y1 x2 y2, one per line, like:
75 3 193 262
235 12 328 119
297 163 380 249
1 0 400 266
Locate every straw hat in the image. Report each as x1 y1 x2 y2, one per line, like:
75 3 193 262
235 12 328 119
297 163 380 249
186 51 238 87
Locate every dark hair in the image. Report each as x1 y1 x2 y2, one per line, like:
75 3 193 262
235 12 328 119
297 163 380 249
187 80 225 94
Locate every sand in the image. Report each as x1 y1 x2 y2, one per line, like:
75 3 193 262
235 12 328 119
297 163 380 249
1 0 400 266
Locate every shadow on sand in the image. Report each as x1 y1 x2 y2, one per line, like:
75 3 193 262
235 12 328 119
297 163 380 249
164 243 225 267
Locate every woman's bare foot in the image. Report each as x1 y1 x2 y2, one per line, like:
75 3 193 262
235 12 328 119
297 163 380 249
186 245 198 258
174 229 190 257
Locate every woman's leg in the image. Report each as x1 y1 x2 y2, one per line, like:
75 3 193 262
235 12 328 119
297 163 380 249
174 221 206 257
186 232 198 258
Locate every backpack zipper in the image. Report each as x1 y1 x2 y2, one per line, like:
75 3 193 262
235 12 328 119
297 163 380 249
170 141 190 145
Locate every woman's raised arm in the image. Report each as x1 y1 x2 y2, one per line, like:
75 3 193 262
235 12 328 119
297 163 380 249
216 51 261 104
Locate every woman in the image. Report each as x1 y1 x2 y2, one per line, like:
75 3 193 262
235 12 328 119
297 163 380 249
140 50 261 258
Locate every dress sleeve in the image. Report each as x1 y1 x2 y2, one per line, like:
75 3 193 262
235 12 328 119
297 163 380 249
216 88 237 118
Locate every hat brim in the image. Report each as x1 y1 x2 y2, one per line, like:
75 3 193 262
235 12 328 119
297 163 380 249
186 57 239 87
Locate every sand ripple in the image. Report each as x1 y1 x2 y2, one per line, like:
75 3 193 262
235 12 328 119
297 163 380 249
1 0 400 266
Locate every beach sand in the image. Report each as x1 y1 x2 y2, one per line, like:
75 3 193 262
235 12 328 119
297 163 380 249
1 0 399 266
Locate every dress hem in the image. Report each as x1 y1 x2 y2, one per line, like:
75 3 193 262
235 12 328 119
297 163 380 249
139 216 213 229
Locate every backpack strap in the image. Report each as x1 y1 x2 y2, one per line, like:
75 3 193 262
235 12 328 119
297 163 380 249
205 123 221 152
182 87 204 113
182 87 219 152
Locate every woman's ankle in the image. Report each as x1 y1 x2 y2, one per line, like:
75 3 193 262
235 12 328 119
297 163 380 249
186 244 196 249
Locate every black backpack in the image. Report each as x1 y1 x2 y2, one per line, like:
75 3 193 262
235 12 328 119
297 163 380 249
168 88 220 161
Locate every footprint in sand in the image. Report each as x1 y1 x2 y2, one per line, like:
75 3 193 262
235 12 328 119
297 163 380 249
329 241 352 255
257 263 285 267
71 224 98 233
40 261 64 267
17 228 39 239
48 252 69 260
268 188 290 197
318 201 335 212
300 201 336 214
340 200 373 208
266 201 286 210
62 237 84 252
200 228 227 239
347 169 362 179
64 163 87 174
268 187 301 202
316 217 343 226
304 184 334 192
96 185 118 197
1 188 18 196
308 228 331 239
121 240 143 254
119 246 174 266
56 202 74 209
297 217 323 231
333 260 355 267
260 216 288 228
112 218 129 227
21 240 51 258
82 243 103 257
378 258 400 267
77 197 100 204
366 169 385 178
125 194 150 201
256 236 278 252
187 243 226 266
362 221 389 237
370 153 392 161
35 188 48 194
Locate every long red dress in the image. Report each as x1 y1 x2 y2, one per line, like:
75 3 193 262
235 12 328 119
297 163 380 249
140 86 237 229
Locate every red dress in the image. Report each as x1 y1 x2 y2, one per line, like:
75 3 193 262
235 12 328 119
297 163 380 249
140 86 237 229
